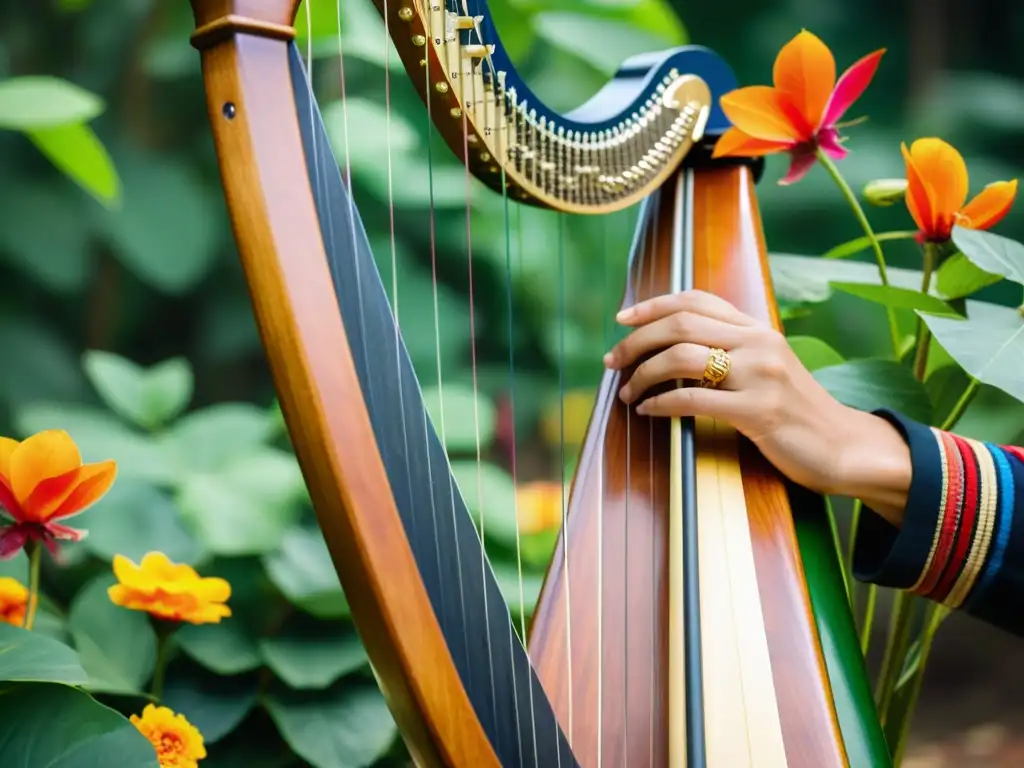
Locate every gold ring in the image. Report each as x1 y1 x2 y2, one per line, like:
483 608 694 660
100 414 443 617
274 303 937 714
701 347 731 388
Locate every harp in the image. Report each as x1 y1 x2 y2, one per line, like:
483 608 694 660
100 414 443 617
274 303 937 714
187 1 891 765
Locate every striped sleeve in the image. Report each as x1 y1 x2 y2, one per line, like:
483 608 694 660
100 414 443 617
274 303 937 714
852 409 1024 636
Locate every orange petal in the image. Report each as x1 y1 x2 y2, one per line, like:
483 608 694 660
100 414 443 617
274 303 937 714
712 127 794 159
18 468 81 523
908 138 969 233
0 437 19 480
772 30 836 133
8 430 81 504
719 86 805 142
45 460 117 521
901 142 933 235
959 179 1018 231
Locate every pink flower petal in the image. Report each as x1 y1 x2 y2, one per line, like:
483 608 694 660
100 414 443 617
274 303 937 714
822 49 885 128
818 127 848 160
0 526 28 559
780 150 818 186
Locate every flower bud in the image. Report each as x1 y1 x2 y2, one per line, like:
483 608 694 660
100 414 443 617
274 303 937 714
863 178 908 207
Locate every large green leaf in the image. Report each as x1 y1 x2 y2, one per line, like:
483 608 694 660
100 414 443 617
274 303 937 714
951 226 1024 287
788 336 845 371
0 623 88 685
28 123 120 207
68 575 157 694
176 620 262 676
159 403 275 473
80 479 205 565
828 282 959 316
162 665 260 744
259 621 367 690
0 319 88 409
0 682 160 767
0 76 103 128
920 301 1024 405
450 460 520 547
934 252 1002 300
264 684 397 768
263 528 349 619
99 151 223 292
769 253 924 304
812 360 933 424
83 351 194 430
176 450 305 556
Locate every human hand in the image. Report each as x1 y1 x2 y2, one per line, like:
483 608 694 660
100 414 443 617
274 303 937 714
603 290 912 525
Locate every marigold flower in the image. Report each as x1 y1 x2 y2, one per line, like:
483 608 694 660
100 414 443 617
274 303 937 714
0 430 116 559
902 137 1018 242
516 481 564 536
131 704 206 768
0 576 34 626
712 30 885 184
108 552 231 625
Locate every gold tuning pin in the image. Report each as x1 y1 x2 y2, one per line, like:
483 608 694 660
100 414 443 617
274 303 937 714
455 15 483 30
462 44 495 59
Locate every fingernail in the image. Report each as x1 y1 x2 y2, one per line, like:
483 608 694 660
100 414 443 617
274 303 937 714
618 385 630 402
603 352 615 367
636 401 648 415
616 308 633 323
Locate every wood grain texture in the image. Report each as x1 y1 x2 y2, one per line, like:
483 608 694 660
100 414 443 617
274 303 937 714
188 6 500 766
528 166 850 767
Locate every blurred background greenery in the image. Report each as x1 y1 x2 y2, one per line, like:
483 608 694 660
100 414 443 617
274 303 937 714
1 0 1024 766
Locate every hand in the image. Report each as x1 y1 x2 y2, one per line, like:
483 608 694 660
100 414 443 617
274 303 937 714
603 290 912 525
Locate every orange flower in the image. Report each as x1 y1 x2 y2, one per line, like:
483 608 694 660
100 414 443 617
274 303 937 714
902 138 1018 242
0 576 34 625
0 430 116 558
712 30 885 184
516 482 564 536
131 704 206 768
108 552 231 625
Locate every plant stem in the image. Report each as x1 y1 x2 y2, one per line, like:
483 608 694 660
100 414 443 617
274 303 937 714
151 631 169 701
816 150 902 358
22 541 40 631
912 243 938 380
941 377 980 430
875 591 915 724
859 584 877 655
844 499 862 577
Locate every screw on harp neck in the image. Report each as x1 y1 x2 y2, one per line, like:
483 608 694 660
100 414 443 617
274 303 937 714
189 1 300 50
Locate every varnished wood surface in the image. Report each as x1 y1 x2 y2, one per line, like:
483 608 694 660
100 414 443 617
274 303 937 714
528 166 849 767
188 8 500 766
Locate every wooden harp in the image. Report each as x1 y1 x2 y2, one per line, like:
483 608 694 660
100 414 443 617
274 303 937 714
187 1 892 765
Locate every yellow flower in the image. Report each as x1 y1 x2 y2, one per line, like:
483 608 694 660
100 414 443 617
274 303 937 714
516 482 564 535
0 576 33 626
131 704 206 768
108 552 231 625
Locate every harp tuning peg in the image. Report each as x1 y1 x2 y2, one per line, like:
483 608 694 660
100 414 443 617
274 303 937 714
462 44 496 59
455 15 484 30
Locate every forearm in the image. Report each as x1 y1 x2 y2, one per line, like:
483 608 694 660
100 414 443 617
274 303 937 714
829 406 913 527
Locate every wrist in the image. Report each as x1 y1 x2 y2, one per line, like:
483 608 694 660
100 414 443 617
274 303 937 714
829 407 912 527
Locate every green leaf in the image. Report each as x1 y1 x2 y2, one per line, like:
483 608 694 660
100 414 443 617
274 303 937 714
0 76 104 128
787 336 845 371
770 253 925 305
176 620 262 676
0 181 92 293
15 403 174 485
68 574 157 694
262 528 349 619
100 150 223 292
920 301 1024 405
162 666 260 744
422 384 497 454
176 450 305 556
28 122 121 207
83 351 194 430
0 682 160 767
828 282 959 316
812 360 933 424
952 226 1024 286
265 684 397 768
260 621 367 690
821 231 918 259
534 13 671 76
934 252 1002 300
160 403 275 473
0 623 88 685
449 461 519 547
0 318 88 409
80 479 205 565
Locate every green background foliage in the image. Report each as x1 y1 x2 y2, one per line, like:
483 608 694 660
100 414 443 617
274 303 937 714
1 0 1023 765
